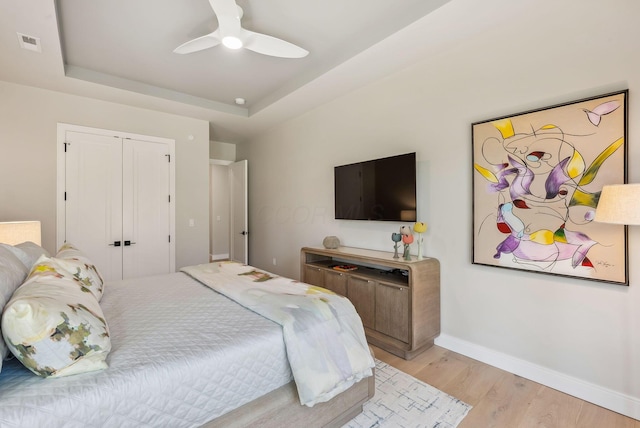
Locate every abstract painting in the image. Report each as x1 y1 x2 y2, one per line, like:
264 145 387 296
472 90 628 285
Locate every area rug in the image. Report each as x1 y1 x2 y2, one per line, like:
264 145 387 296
344 359 472 428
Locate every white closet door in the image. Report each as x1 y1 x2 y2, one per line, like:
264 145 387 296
64 131 123 281
122 138 171 279
60 125 175 282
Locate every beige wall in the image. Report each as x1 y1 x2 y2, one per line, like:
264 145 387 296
242 0 640 418
0 81 210 269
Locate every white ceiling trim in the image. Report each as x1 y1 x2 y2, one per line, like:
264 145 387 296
64 65 249 117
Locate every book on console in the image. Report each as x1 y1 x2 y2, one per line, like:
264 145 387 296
333 264 358 272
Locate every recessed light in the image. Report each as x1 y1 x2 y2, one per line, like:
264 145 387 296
17 32 41 52
235 98 246 105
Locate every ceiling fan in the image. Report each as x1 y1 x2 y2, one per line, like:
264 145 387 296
174 0 309 59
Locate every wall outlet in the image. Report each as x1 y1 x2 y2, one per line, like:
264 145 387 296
272 258 277 266
189 219 195 227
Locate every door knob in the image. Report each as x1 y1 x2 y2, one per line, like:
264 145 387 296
109 241 121 247
240 231 248 236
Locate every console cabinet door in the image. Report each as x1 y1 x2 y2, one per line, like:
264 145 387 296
347 276 375 329
304 265 324 287
323 270 348 296
375 282 409 343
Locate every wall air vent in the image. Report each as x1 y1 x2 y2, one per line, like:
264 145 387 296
17 32 41 52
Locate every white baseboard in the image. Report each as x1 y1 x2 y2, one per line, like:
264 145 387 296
210 253 229 261
435 333 640 420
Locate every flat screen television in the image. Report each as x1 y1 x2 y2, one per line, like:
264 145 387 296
334 152 417 221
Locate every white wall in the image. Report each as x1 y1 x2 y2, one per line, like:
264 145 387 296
0 81 210 269
210 140 236 162
209 140 236 260
242 0 640 418
210 164 230 259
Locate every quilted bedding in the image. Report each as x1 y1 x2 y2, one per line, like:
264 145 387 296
181 261 375 407
0 272 292 427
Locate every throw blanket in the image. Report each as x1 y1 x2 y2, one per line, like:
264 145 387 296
181 261 375 407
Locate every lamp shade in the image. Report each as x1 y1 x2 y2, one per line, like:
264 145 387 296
0 221 42 245
594 184 640 225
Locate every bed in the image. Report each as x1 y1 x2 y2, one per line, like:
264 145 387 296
0 240 375 427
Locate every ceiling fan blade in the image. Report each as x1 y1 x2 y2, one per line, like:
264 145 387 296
174 30 221 54
208 0 242 36
241 29 308 59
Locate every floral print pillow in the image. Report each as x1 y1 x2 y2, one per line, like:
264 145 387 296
1 273 111 378
54 243 104 301
25 244 104 301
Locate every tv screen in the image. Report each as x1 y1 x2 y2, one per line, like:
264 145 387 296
334 152 417 221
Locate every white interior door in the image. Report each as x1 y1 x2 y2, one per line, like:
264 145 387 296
64 131 123 280
230 160 248 264
122 138 171 279
59 124 175 282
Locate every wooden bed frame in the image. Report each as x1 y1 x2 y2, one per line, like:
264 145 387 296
204 373 375 428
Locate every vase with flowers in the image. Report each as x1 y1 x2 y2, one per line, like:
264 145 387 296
399 225 413 261
391 233 402 259
413 222 427 260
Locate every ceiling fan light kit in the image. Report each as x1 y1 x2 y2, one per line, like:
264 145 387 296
222 36 243 49
174 0 308 59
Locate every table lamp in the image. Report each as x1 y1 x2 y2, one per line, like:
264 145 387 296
594 184 640 225
0 221 42 245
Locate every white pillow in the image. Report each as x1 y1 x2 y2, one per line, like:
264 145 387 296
0 246 30 367
14 242 50 269
2 273 111 378
0 246 28 303
0 243 32 269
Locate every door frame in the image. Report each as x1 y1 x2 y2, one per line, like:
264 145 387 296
56 123 176 273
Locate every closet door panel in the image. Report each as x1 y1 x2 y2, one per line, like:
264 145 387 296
122 139 171 279
65 131 123 281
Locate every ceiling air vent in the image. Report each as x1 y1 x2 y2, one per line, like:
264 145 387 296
17 32 41 52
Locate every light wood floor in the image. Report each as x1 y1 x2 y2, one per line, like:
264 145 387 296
372 344 640 428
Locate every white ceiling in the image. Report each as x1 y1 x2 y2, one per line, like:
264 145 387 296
0 0 460 142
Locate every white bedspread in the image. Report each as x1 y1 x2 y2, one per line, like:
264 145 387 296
0 272 292 427
181 261 375 407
